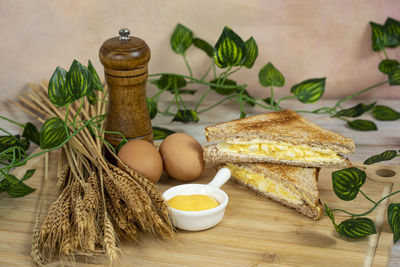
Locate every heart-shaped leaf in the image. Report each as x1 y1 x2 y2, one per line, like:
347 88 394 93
388 203 400 242
372 105 400 121
88 60 103 91
242 37 258 68
334 102 376 118
291 78 325 103
193 38 213 57
0 135 19 153
347 119 377 131
146 98 158 119
258 62 285 87
384 17 400 48
170 24 193 54
336 217 376 238
172 110 199 123
332 167 366 201
2 174 35 197
20 169 36 182
364 150 398 165
22 123 40 145
153 74 187 92
389 67 400 85
209 78 237 95
48 66 72 107
153 126 175 140
65 60 93 100
214 27 246 68
379 59 399 74
370 22 387 51
40 117 68 149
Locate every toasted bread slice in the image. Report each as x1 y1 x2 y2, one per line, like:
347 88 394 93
204 110 354 167
205 110 355 154
224 162 323 220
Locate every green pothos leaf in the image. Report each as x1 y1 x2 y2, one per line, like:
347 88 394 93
378 59 399 74
1 174 35 197
170 24 193 54
153 74 187 92
20 169 36 182
384 17 400 48
389 67 400 86
146 98 158 119
88 60 103 91
334 102 376 118
172 110 199 123
370 22 387 51
192 38 214 57
0 135 19 153
65 60 93 100
22 123 40 146
39 117 68 149
48 66 71 107
290 78 325 103
209 78 238 95
347 119 377 131
332 167 366 201
258 62 285 87
153 126 176 140
372 105 400 121
388 203 400 242
214 26 246 68
363 150 398 165
242 37 258 68
336 217 376 238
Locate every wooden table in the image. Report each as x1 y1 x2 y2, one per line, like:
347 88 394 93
0 98 399 266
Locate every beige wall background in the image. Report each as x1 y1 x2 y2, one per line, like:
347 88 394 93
0 0 399 100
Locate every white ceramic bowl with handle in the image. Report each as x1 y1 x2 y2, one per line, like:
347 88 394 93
162 168 231 231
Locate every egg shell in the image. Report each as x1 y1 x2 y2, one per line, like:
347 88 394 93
117 139 163 183
159 133 205 181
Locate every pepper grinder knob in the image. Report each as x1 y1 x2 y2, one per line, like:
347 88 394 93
119 28 130 41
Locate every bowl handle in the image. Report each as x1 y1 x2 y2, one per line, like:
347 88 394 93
208 168 231 188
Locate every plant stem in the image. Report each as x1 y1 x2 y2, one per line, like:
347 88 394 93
0 116 24 128
200 63 213 81
194 88 211 112
383 48 389 59
0 127 15 136
330 189 400 217
359 189 377 204
182 53 193 78
158 110 176 116
197 95 235 113
164 100 174 113
275 95 296 107
333 80 389 109
72 98 84 131
151 85 169 100
149 72 246 89
212 61 217 79
270 87 275 107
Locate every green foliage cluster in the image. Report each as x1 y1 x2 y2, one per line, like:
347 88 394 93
327 150 400 240
148 18 400 130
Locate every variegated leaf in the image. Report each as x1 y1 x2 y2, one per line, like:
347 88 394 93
48 66 71 107
364 150 398 165
332 167 366 201
214 27 246 68
372 105 400 121
258 62 285 87
337 218 376 238
170 24 193 54
39 117 68 149
242 37 258 68
65 60 92 100
388 203 400 242
290 78 325 103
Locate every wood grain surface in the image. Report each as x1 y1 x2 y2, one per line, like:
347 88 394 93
0 148 399 266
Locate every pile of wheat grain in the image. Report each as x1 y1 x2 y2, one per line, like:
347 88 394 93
13 83 175 265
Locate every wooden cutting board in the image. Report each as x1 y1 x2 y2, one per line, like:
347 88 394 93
0 149 399 267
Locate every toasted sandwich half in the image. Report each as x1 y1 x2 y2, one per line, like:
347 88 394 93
224 162 323 220
204 110 355 168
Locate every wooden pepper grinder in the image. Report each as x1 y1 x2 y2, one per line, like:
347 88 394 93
99 28 153 147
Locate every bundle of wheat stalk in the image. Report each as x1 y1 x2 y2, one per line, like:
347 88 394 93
13 82 175 265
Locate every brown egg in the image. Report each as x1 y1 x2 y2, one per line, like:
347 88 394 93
159 133 205 181
117 140 163 183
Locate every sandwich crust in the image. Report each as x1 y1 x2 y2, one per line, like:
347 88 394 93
205 110 355 154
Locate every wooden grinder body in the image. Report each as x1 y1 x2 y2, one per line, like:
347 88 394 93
99 29 153 147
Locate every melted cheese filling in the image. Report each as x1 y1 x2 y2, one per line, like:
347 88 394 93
217 141 341 162
226 163 303 205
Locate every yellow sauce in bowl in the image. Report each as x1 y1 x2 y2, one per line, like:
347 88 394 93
168 194 219 211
